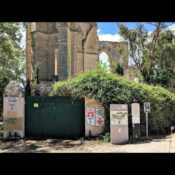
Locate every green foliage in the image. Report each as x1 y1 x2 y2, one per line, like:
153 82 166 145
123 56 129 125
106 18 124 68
28 62 41 96
119 22 175 87
102 132 110 143
50 68 175 134
0 22 25 117
114 63 124 75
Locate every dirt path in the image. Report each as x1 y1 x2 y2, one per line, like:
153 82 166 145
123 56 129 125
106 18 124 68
0 134 175 153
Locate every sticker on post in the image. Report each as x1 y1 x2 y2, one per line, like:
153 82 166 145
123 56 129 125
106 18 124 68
144 102 150 113
132 117 140 124
34 103 39 108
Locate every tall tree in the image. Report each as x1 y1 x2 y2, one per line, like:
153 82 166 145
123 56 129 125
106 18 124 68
0 22 25 118
119 22 175 86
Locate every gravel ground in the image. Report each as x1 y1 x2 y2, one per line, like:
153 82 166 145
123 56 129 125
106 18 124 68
0 134 175 153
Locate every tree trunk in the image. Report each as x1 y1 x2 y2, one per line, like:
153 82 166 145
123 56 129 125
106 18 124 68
26 23 32 81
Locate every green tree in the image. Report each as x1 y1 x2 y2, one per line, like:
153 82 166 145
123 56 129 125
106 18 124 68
0 22 25 118
119 22 175 86
114 63 124 75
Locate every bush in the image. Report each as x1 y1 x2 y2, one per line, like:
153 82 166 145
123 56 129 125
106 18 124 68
50 67 175 134
103 132 110 143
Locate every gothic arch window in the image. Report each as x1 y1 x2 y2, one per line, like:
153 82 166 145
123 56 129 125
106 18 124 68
99 52 111 72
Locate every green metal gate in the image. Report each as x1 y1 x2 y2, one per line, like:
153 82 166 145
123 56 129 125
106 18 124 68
25 96 85 138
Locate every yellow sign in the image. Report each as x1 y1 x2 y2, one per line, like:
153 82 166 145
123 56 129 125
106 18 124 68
3 117 24 131
34 103 39 108
5 111 17 117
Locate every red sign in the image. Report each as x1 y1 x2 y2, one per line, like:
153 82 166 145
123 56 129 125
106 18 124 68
96 118 104 126
87 107 95 117
88 111 94 117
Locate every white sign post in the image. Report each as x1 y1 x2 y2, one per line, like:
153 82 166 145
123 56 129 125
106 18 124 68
110 104 128 144
131 103 140 139
144 102 151 138
131 103 140 123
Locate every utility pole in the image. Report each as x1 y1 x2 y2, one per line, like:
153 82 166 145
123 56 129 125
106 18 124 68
144 102 150 139
146 112 148 138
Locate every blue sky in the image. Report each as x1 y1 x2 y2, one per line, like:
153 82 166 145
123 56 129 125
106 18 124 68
97 22 173 34
97 22 175 66
21 22 175 47
97 22 175 42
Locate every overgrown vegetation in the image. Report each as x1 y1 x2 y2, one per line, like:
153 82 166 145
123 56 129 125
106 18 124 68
25 62 41 96
102 132 110 143
114 63 124 76
119 22 175 87
50 64 175 134
0 22 25 119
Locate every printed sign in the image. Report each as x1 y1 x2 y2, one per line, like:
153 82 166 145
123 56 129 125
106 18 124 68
110 104 128 125
144 102 150 113
95 108 104 118
86 107 95 126
34 103 39 108
8 97 18 110
86 106 105 126
87 107 95 117
3 117 24 131
131 103 140 117
5 111 17 117
132 117 140 124
86 117 95 126
4 97 20 117
95 118 104 126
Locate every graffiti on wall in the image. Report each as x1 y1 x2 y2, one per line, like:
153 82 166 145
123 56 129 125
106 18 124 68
86 106 104 126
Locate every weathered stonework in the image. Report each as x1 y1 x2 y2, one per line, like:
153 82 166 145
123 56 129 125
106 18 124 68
26 22 99 82
26 22 132 96
3 81 25 138
3 81 24 98
124 67 140 82
99 41 129 70
36 81 52 96
85 97 105 137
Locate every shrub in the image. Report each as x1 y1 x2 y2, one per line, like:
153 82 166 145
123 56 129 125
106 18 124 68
102 132 110 143
50 68 175 134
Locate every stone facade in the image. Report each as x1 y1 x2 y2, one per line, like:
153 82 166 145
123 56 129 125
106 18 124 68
99 41 129 69
26 22 129 83
26 22 99 82
3 81 25 138
85 97 105 137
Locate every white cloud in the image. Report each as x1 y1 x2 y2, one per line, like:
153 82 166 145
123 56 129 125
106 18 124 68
167 24 175 32
98 33 125 42
97 28 100 33
20 27 26 48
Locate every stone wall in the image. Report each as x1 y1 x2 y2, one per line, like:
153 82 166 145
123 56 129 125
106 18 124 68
85 97 105 137
30 22 58 81
26 22 99 82
3 81 25 138
67 22 99 77
99 41 129 70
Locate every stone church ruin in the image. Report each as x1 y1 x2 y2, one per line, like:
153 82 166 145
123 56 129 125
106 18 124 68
26 22 130 93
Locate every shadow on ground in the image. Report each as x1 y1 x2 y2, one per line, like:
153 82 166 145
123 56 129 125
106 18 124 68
0 138 84 153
